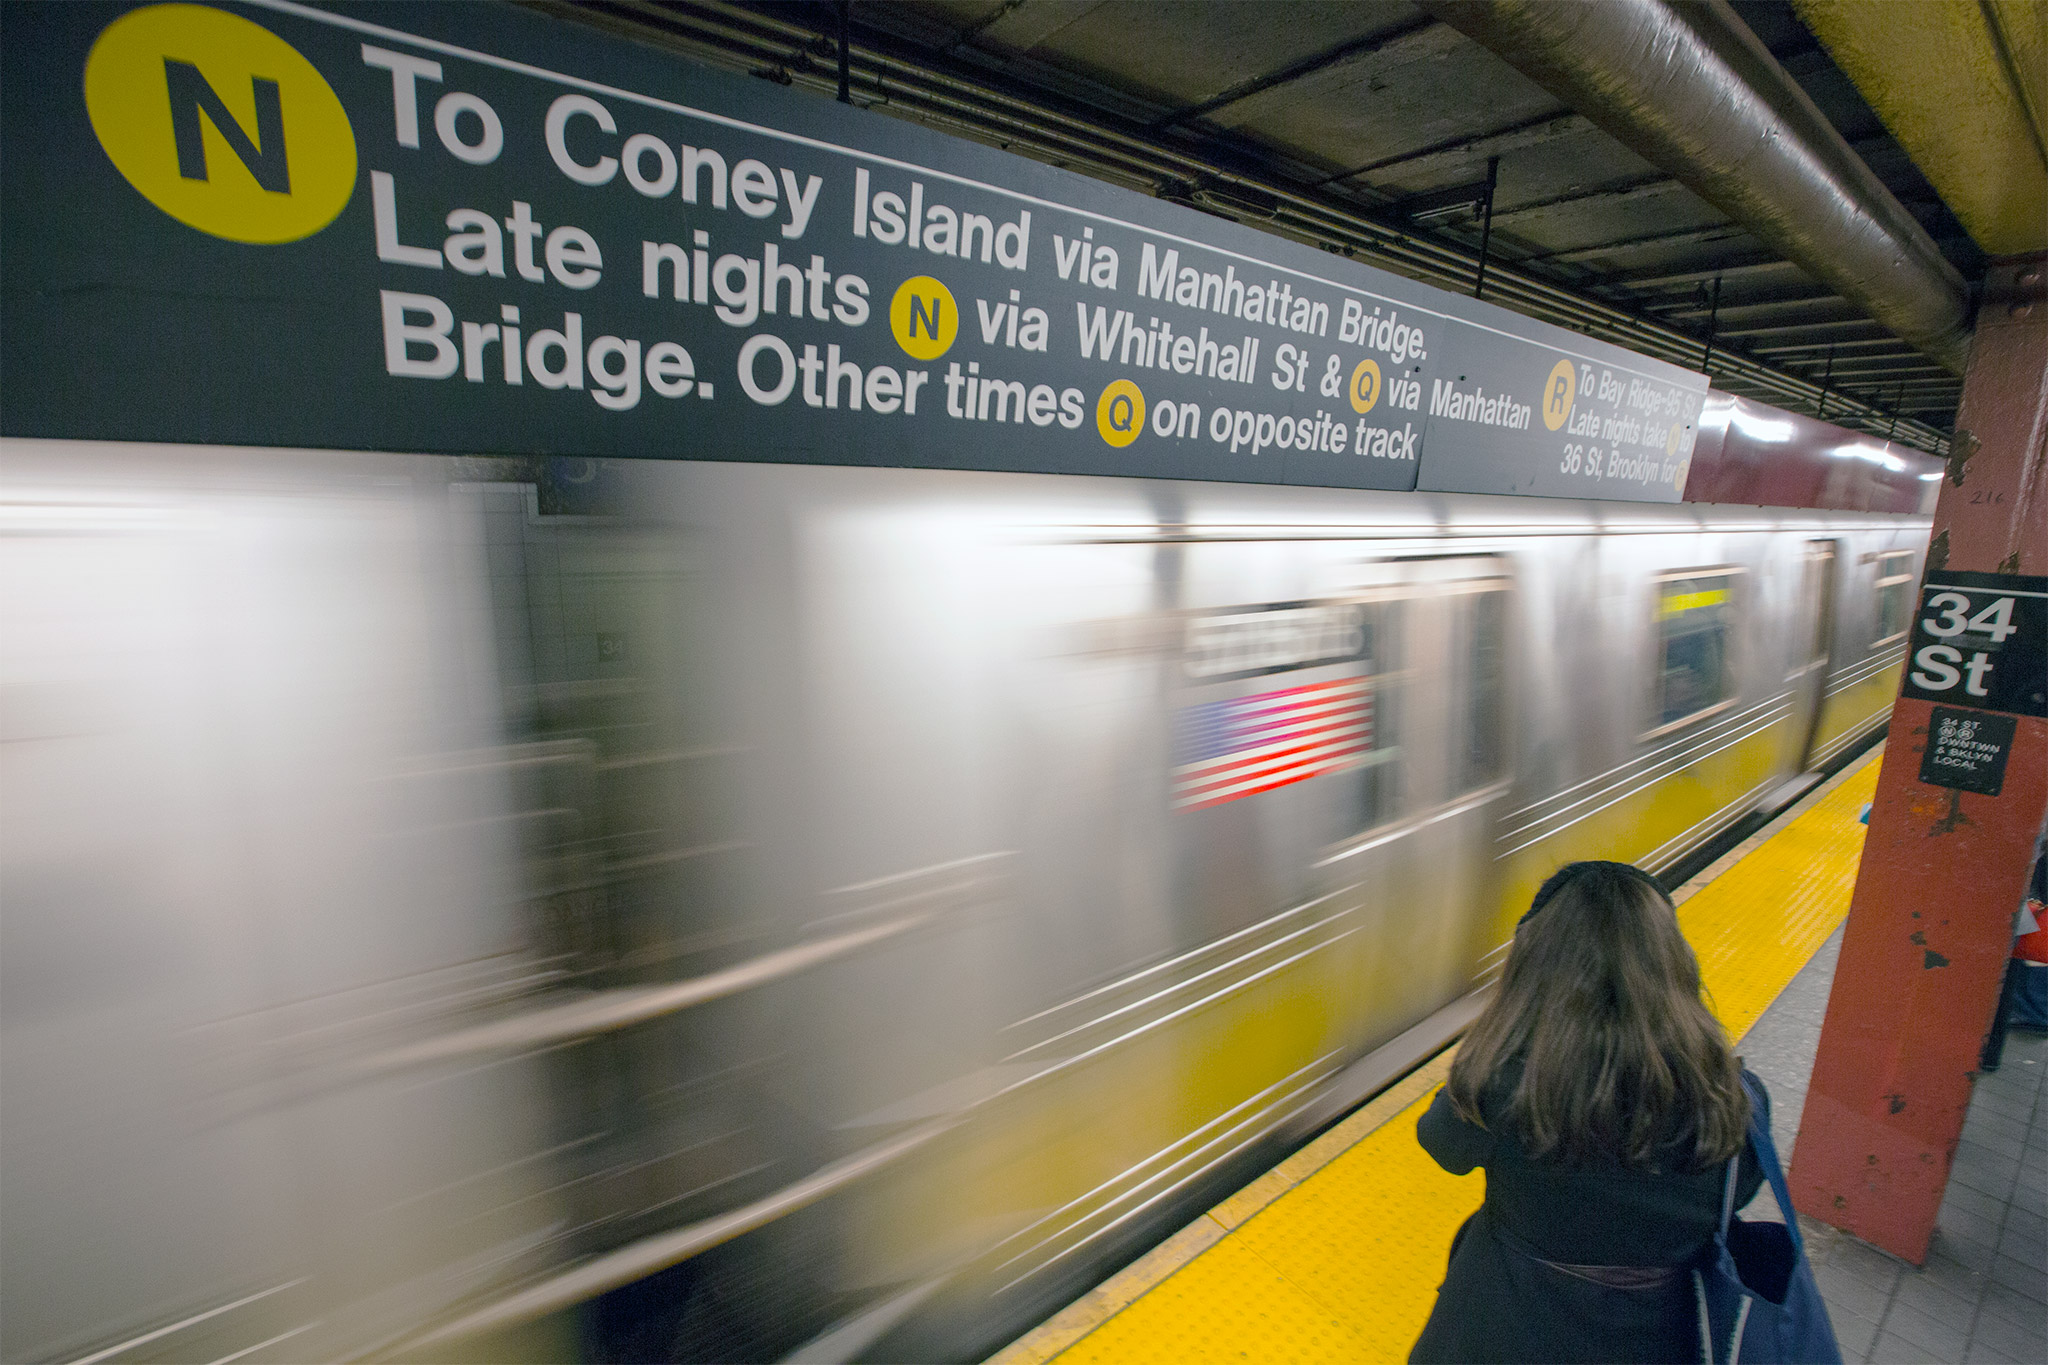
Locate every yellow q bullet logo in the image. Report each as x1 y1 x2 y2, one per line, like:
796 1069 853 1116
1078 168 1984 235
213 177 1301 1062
84 4 357 243
1096 380 1145 447
1348 359 1381 415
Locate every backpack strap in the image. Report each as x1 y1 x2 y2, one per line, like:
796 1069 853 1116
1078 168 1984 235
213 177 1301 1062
1720 1146 1740 1236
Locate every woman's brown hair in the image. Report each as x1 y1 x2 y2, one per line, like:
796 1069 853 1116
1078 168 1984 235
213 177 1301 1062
1446 861 1750 1169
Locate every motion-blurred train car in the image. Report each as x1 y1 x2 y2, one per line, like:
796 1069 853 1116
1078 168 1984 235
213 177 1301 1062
1 392 1935 1362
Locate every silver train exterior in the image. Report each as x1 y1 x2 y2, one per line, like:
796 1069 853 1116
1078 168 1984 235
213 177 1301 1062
0 438 1925 1363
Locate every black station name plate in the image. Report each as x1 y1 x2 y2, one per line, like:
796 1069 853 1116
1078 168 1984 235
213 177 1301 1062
1901 571 2048 718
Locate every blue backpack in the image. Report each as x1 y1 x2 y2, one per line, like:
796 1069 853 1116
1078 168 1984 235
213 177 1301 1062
1691 1074 1842 1364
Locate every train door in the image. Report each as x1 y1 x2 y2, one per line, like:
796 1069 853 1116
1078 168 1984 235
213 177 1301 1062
1164 551 1510 1052
931 541 1514 1313
1306 557 1512 1045
1787 539 1838 773
450 474 870 1360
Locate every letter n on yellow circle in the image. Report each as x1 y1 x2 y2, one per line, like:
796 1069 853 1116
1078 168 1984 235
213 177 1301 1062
1348 358 1381 415
85 4 357 244
1096 380 1144 447
1541 358 1576 431
890 276 958 360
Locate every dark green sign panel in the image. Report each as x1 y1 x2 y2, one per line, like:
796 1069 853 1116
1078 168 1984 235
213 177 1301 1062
1 0 1707 497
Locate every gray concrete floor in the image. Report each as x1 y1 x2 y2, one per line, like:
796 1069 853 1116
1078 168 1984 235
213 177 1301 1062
1740 931 2048 1364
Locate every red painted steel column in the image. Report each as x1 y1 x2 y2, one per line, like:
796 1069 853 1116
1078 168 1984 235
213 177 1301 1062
1789 257 2048 1263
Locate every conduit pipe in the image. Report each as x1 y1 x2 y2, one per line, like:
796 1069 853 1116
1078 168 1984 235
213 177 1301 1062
1416 0 1973 373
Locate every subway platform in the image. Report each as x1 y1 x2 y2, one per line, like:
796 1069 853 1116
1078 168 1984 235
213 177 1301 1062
987 747 2048 1365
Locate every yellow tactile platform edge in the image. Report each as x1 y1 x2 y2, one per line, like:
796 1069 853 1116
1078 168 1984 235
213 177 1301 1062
993 746 1884 1365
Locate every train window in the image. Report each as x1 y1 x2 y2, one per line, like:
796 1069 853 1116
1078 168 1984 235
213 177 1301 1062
1171 596 1400 931
1874 551 1915 645
1651 570 1741 733
1455 587 1509 792
1174 600 1399 819
1326 601 1401 836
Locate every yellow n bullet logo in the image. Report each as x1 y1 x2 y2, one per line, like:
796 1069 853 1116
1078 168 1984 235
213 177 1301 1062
85 4 355 244
164 58 290 193
890 275 958 360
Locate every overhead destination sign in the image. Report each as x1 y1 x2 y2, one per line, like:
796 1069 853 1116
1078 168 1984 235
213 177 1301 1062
1 0 1707 500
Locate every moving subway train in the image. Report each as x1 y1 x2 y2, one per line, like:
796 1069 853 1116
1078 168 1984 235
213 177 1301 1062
1 429 1926 1363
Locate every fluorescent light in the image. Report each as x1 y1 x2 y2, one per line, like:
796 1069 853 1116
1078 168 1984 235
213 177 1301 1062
1729 411 1795 443
1831 442 1906 472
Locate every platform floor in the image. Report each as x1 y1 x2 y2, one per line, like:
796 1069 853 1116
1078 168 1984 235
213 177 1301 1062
987 746 2048 1364
1758 935 2048 1364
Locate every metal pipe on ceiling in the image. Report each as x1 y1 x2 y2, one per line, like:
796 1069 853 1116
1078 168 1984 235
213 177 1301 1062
1415 0 1973 374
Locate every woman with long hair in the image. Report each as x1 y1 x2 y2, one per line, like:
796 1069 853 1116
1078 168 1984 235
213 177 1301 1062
1411 861 1764 1364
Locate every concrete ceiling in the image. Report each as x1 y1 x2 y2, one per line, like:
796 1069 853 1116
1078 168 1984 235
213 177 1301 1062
569 1 2029 445
1794 0 2047 258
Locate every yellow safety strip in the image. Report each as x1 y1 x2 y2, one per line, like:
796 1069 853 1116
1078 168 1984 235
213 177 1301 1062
992 746 1884 1365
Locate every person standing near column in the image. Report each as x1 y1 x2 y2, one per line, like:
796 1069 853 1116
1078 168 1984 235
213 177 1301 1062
1411 862 1772 1364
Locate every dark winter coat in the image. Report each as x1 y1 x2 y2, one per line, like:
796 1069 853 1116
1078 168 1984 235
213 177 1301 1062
1410 1067 1767 1364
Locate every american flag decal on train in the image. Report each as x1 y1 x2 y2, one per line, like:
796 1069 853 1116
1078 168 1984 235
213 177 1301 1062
1172 676 1373 810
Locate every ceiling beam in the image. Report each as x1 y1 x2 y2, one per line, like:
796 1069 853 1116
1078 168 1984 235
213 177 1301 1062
1150 17 1445 131
1806 355 1951 376
1751 336 1935 355
1652 294 1855 324
1515 221 1751 265
1717 318 1891 340
1795 0 2048 255
1487 173 1692 225
1787 367 1939 386
940 0 1030 55
1606 258 1802 292
1316 111 1588 188
1764 371 1949 394
944 0 1107 57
